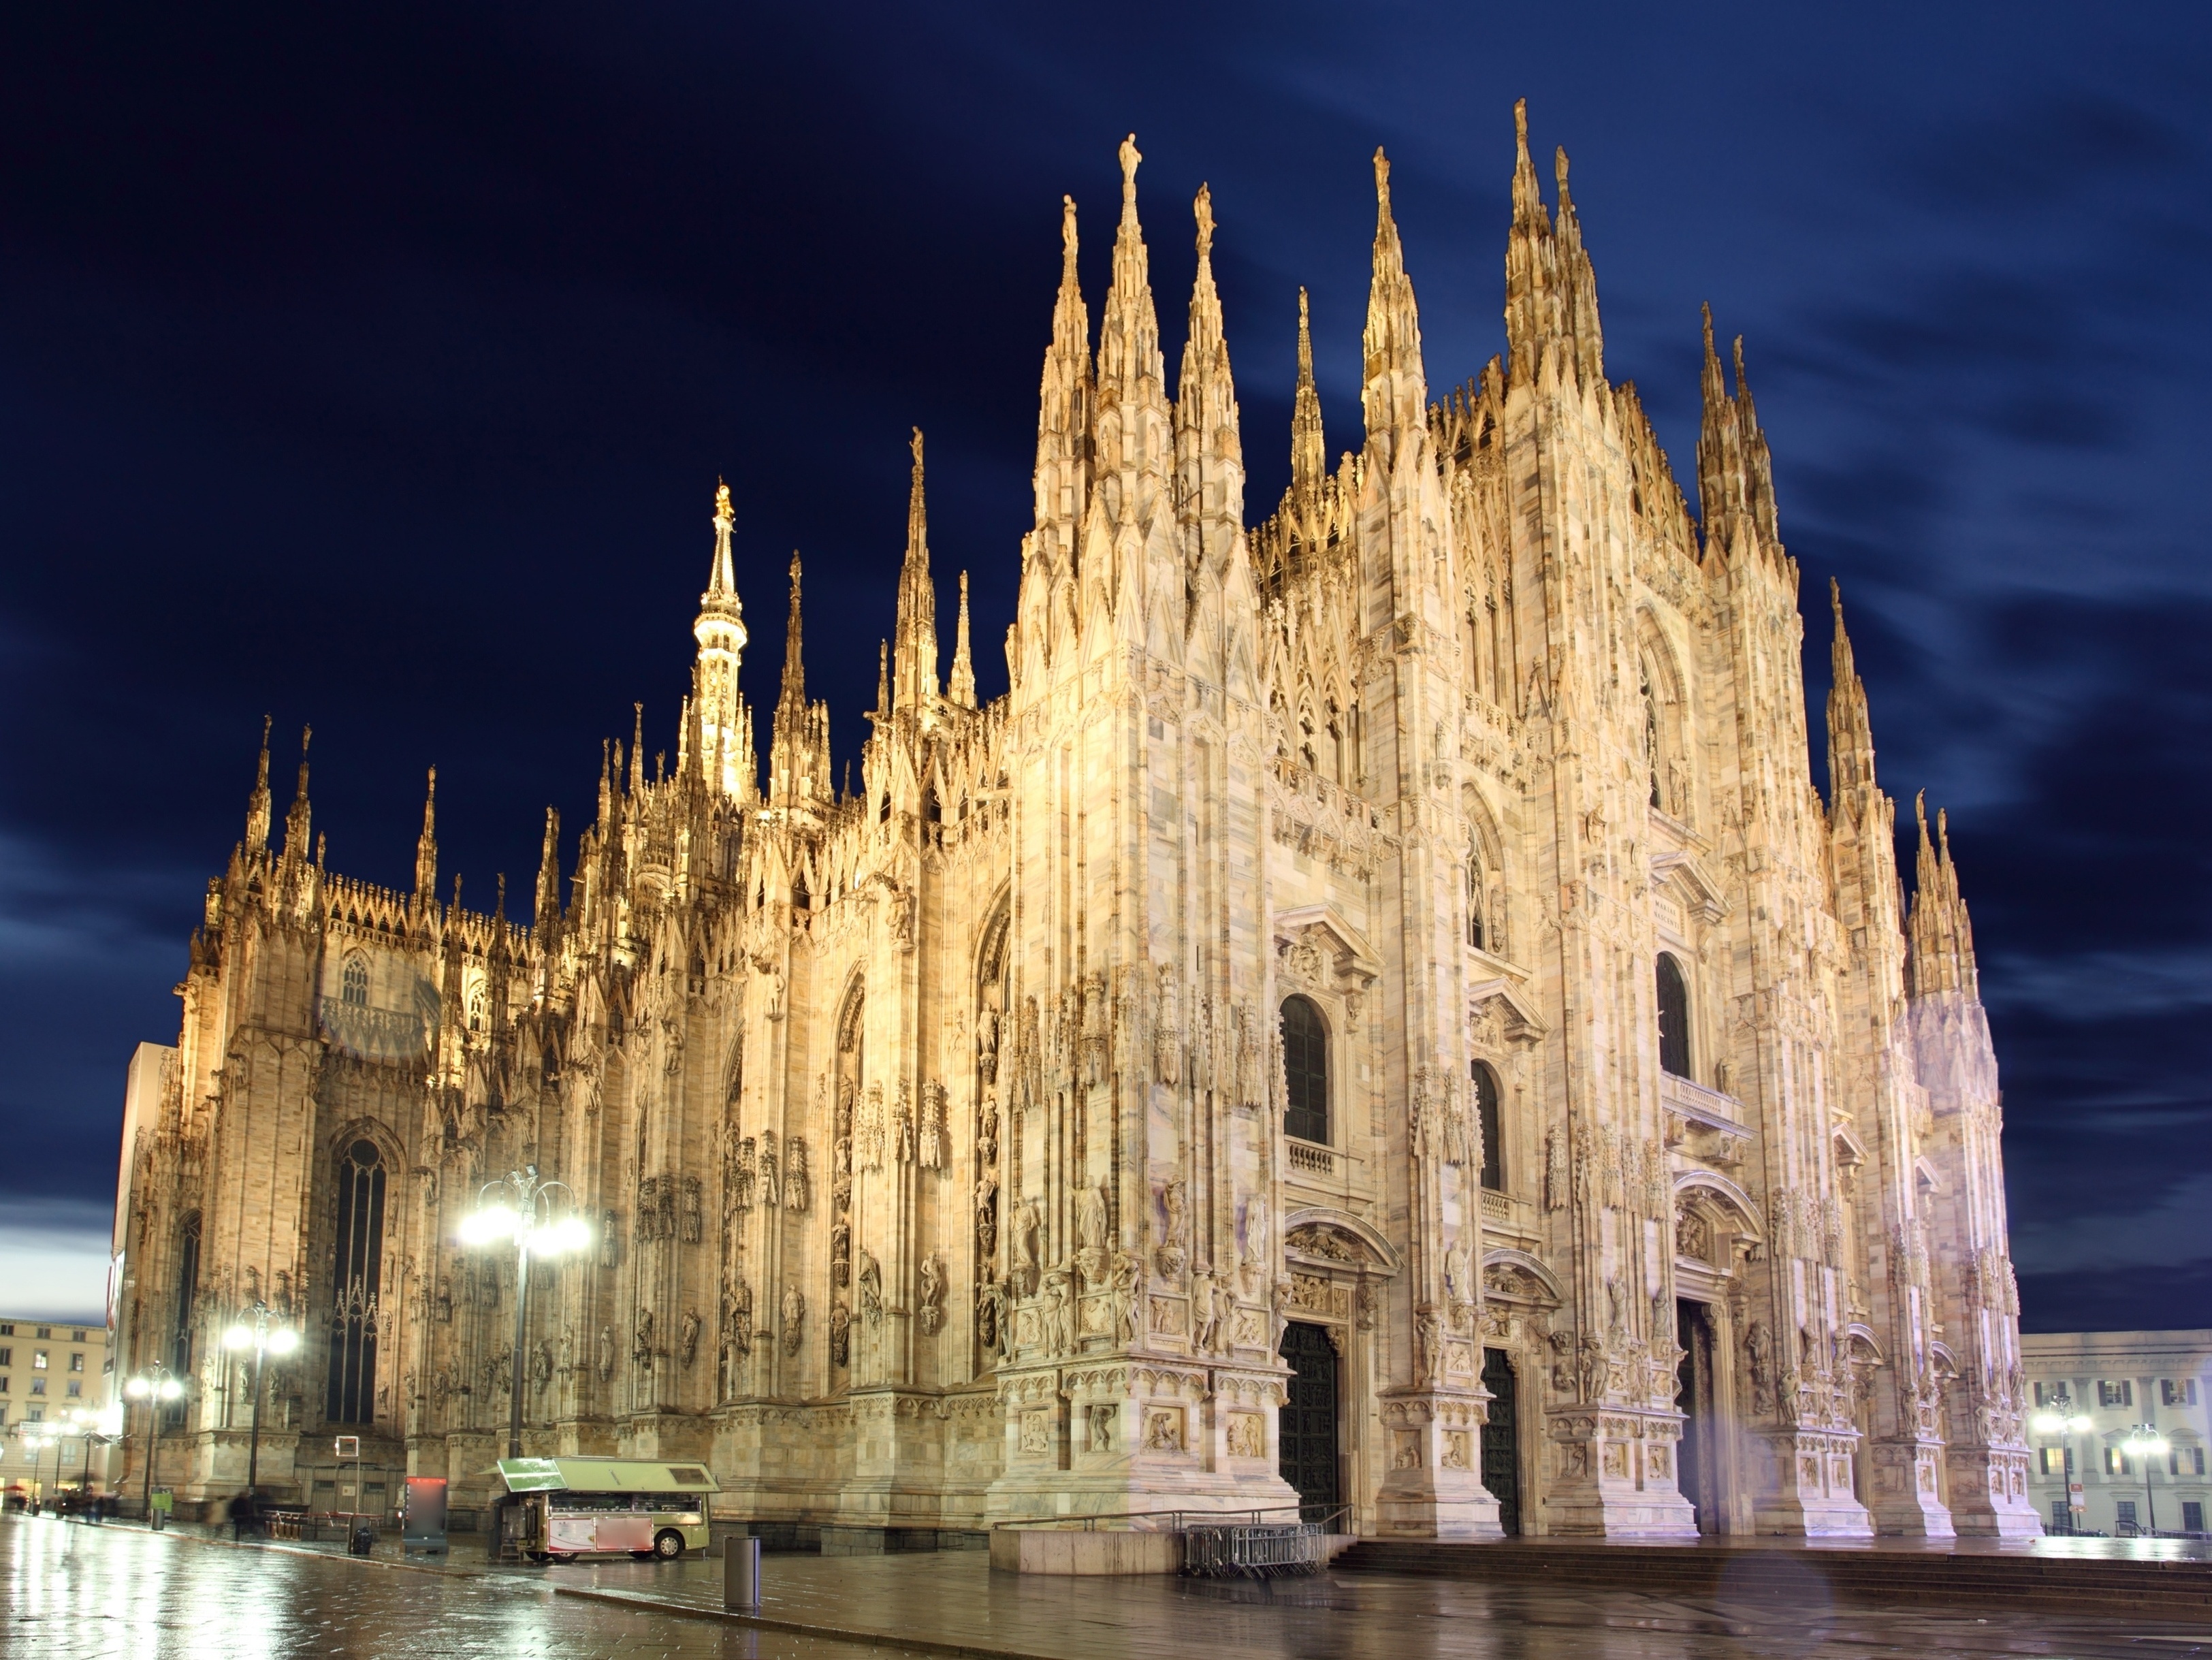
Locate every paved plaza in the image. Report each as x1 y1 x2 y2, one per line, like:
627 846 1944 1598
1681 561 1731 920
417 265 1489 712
7 1514 2212 1660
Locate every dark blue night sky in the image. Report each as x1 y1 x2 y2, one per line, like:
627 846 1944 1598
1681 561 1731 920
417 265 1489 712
3 2 2207 1328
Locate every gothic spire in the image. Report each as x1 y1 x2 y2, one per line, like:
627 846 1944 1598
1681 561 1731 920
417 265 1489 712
1503 99 1562 386
534 805 561 940
1174 182 1244 571
1360 148 1427 447
693 478 750 799
1697 307 1781 562
1826 580 1877 804
628 703 645 798
1907 792 1979 999
244 714 273 853
1033 194 1093 541
893 428 940 711
1291 287 1326 498
281 725 312 861
1096 135 1167 436
948 570 977 708
413 766 438 906
1552 145 1604 386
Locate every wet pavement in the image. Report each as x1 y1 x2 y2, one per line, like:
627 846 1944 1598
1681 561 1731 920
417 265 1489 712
7 1512 2212 1659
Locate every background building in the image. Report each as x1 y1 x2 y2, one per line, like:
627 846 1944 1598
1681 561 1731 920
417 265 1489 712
0 1317 114 1504
2023 1330 2211 1536
110 111 2035 1541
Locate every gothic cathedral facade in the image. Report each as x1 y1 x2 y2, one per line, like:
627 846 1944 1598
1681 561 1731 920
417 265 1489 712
112 108 2039 1540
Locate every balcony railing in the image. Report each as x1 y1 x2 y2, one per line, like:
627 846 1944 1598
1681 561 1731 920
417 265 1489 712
1284 1138 1352 1182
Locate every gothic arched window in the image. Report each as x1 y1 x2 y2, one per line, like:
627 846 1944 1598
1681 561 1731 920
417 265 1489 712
326 1139 386 1425
168 1212 201 1422
340 952 369 1008
1656 953 1692 1080
1281 995 1330 1145
1471 1061 1505 1193
1466 852 1488 953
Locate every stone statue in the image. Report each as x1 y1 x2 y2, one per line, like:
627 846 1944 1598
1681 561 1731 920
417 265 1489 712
1191 1267 1221 1352
1040 1267 1073 1354
1108 1249 1142 1342
781 1283 805 1356
829 1301 851 1368
679 1309 702 1369
1012 1198 1041 1295
857 1249 884 1324
918 1251 945 1335
975 1279 1008 1358
596 1326 614 1382
632 1306 655 1367
974 1171 999 1258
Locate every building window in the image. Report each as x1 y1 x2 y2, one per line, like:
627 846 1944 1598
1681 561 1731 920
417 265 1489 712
327 1138 387 1425
31 1351 45 1370
1641 667 1663 810
35 1327 50 1340
0 1376 8 1392
29 1379 44 1396
1656 954 1692 1079
2038 1447 2056 1475
65 1381 80 1398
70 1330 84 1343
2098 1379 2133 1407
2117 1499 2138 1531
2163 1379 2199 1407
2105 1448 2130 1476
1471 1061 1505 1194
2185 1501 2206 1534
340 952 369 1008
68 1354 82 1373
1281 995 1329 1145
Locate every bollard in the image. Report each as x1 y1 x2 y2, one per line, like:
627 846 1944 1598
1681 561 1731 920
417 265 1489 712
723 1535 761 1610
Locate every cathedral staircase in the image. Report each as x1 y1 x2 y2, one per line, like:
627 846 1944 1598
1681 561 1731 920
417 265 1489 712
1334 1538 2212 1618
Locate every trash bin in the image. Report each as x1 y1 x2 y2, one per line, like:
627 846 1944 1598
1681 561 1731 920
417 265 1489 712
349 1522 376 1557
723 1535 760 1610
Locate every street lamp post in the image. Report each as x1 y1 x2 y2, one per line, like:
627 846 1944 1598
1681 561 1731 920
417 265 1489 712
2030 1409 2092 1532
2123 1424 2170 1536
123 1367 188 1525
460 1166 590 1463
222 1301 300 1501
18 1423 59 1512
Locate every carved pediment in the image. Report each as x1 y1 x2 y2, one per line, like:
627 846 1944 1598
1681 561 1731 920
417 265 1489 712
1272 904 1381 991
1479 1249 1562 1307
1467 977 1548 1044
1283 1207 1400 1275
1650 848 1727 923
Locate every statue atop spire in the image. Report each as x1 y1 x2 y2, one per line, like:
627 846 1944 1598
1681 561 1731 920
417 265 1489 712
281 725 312 862
244 715 273 853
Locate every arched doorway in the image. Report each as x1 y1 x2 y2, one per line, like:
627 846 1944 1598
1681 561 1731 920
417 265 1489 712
1480 1347 1521 1535
1278 1321 1339 1520
1676 1299 1719 1532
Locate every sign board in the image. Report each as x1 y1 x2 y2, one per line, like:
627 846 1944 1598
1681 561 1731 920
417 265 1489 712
402 1476 449 1553
335 1436 360 1459
150 1490 174 1515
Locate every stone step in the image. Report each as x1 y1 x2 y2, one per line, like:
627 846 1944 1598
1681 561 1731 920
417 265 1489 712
1334 1539 2212 1618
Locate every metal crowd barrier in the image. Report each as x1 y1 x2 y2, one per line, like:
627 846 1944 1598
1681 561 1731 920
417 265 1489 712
1180 1520 1325 1578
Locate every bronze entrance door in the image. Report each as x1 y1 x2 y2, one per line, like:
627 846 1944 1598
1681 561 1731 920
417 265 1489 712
1676 1298 1718 1532
1278 1320 1340 1519
1480 1347 1521 1535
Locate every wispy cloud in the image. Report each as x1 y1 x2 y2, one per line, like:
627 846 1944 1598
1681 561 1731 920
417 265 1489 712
0 1196 114 1324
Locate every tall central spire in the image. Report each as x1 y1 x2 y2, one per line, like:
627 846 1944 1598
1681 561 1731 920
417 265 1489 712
893 428 940 712
693 480 752 797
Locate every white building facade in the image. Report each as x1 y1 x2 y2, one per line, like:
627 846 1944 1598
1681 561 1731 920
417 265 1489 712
2023 1330 2211 1537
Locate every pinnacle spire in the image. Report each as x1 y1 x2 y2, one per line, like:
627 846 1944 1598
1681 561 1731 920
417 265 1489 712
244 715 273 852
1360 148 1426 445
777 556 805 717
1174 180 1245 573
281 725 312 861
534 805 561 938
628 703 645 797
1825 580 1877 803
413 765 438 904
693 477 751 799
1907 792 1979 999
893 428 939 711
1291 287 1326 496
948 571 977 707
1033 195 1094 543
1097 133 1166 427
1697 308 1780 560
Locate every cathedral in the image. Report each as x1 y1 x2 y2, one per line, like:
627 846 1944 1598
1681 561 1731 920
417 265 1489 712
111 105 2039 1542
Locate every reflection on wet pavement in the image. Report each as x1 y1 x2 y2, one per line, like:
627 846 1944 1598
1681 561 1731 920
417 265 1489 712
1 1516 914 1659
7 1515 2210 1660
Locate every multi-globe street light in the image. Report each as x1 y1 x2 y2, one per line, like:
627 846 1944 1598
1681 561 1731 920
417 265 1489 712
18 1420 63 1510
459 1165 590 1461
2122 1424 2171 1535
123 1365 188 1524
222 1302 300 1502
